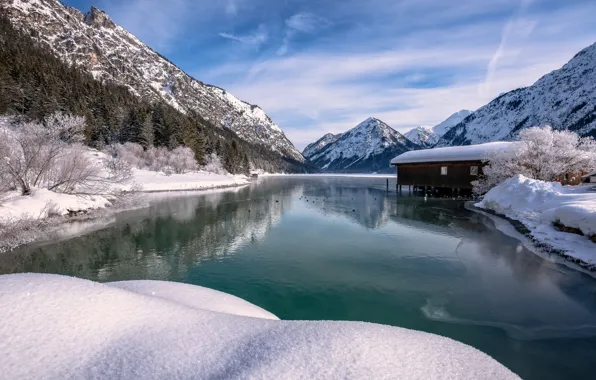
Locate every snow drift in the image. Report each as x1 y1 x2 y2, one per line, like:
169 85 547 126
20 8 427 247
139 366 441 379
0 274 519 379
477 175 596 265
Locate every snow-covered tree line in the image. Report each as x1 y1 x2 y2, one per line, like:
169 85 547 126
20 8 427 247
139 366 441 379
473 126 596 194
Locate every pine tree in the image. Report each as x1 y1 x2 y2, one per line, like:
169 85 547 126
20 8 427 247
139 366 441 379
140 114 154 149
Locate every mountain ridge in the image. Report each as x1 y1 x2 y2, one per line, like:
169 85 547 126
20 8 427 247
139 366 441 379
3 0 305 163
436 42 596 146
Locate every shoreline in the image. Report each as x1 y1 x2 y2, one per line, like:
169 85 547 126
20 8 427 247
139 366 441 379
0 181 250 253
466 202 595 272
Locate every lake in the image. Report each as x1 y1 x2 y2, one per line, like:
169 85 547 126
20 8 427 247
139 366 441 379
2 176 596 380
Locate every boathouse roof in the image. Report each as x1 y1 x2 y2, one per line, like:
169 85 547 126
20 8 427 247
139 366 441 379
391 142 518 165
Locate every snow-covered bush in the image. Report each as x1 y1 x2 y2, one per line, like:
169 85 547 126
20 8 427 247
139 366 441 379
105 143 199 174
0 120 65 195
203 153 228 175
43 112 86 144
0 115 130 196
474 126 596 194
169 147 198 174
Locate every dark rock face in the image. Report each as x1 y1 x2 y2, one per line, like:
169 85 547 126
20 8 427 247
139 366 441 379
84 6 116 29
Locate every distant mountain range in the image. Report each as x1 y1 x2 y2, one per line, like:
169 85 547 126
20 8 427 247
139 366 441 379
305 40 596 172
404 110 471 148
303 117 419 173
437 42 596 146
3 0 305 165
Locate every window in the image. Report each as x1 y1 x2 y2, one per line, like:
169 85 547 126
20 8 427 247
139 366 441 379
440 166 448 176
470 166 479 176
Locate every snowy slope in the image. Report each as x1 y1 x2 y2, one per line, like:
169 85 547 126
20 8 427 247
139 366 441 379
0 273 519 379
302 133 342 159
405 110 472 148
476 175 596 267
307 118 419 172
3 0 304 162
437 43 596 147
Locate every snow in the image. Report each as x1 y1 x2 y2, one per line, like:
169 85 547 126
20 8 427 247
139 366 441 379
476 175 596 265
0 273 519 380
129 168 248 192
404 110 472 148
0 169 248 221
391 142 518 164
0 188 111 221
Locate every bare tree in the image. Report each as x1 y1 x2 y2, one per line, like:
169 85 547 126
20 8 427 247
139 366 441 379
473 126 596 194
0 114 132 196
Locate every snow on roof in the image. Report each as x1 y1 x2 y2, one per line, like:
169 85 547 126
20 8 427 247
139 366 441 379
391 142 518 165
0 273 519 379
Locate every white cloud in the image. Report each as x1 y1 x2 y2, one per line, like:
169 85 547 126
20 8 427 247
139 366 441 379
286 13 328 33
219 24 268 48
277 12 329 56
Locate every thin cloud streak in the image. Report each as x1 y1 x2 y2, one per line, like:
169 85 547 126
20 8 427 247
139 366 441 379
219 25 269 48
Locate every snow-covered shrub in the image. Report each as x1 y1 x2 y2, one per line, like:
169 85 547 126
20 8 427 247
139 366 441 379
43 112 86 144
473 126 596 194
104 143 199 174
0 115 130 196
203 153 228 175
0 121 64 195
168 147 198 174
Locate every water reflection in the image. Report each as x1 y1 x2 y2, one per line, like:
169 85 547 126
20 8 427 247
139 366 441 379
2 176 596 380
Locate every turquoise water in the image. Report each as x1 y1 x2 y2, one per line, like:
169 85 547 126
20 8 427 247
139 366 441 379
3 177 596 379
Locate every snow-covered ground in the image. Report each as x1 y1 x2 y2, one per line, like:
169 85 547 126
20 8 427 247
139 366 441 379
0 273 519 380
476 175 596 266
129 168 248 192
0 169 248 222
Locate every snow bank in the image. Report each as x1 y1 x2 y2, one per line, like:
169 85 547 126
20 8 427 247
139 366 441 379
391 142 518 164
130 168 248 192
0 274 518 380
0 188 111 221
477 175 596 265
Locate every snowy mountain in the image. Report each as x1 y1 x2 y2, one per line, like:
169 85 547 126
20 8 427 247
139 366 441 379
3 0 304 163
404 110 472 148
437 42 596 147
302 133 342 158
404 126 436 148
306 118 419 172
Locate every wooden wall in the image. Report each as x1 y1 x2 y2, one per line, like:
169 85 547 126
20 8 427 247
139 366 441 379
395 161 483 189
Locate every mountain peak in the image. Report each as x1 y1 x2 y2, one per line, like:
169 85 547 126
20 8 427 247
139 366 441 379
305 118 418 172
84 6 116 29
404 110 472 148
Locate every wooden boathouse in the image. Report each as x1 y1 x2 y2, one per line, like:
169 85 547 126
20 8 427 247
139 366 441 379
390 142 516 195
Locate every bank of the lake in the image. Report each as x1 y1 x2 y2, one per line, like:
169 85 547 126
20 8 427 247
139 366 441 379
2 176 596 380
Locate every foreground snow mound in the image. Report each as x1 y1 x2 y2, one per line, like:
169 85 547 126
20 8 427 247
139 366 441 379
477 175 596 264
0 274 518 380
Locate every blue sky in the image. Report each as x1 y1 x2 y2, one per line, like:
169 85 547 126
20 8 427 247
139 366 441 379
64 0 596 149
